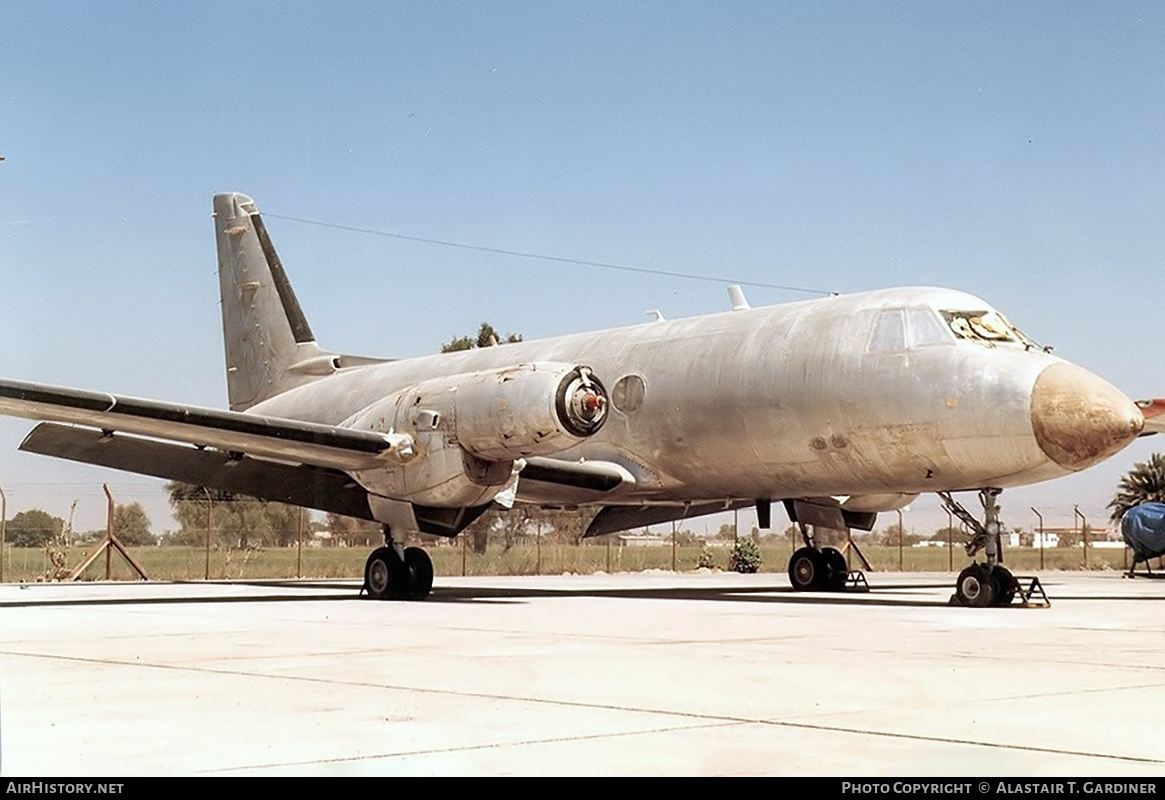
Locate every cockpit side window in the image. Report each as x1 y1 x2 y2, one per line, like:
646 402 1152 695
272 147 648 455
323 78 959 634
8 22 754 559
869 308 954 353
906 308 951 347
869 310 906 352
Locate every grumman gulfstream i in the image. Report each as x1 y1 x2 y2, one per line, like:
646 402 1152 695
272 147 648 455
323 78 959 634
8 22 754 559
1 193 1161 605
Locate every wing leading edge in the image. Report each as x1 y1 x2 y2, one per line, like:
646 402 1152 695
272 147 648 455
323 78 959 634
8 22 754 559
0 378 411 471
3 378 636 533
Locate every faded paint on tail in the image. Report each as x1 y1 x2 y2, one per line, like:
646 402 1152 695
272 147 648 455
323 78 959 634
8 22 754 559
213 193 384 411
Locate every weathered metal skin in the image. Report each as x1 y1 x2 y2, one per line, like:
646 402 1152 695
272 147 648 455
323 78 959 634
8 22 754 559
338 362 610 507
251 286 1142 510
3 193 1144 538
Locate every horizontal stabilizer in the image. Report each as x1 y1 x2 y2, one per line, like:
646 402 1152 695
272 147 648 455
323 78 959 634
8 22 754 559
1137 399 1165 435
21 423 378 521
0 378 409 471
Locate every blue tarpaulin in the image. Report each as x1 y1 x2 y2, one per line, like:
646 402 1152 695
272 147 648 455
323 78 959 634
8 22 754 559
1120 502 1165 561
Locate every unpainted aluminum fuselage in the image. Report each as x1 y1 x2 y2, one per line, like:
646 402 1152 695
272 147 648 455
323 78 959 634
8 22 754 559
249 286 1143 511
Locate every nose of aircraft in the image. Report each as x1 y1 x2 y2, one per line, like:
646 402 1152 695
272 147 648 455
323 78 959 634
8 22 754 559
1031 362 1144 471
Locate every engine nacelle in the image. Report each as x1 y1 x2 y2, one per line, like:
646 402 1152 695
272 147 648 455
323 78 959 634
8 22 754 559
342 362 608 506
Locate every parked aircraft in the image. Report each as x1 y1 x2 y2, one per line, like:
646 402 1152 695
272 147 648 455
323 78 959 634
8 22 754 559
1 193 1160 605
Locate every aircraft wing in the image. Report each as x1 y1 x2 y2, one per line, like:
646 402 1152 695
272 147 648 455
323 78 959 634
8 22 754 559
19 422 381 520
0 378 411 472
1137 399 1165 435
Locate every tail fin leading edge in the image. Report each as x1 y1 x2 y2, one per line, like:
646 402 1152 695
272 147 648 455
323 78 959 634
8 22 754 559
214 192 339 411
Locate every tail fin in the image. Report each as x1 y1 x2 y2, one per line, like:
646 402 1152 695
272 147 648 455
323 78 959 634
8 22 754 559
214 193 343 411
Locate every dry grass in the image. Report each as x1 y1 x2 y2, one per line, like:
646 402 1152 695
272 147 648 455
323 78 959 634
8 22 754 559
0 540 1147 583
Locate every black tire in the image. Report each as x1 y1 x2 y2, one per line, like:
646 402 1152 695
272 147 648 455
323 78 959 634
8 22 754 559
956 564 996 608
788 547 824 591
364 547 396 600
820 546 849 591
404 547 434 601
992 565 1016 606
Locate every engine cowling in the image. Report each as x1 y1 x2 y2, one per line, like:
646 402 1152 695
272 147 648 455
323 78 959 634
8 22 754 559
341 362 608 506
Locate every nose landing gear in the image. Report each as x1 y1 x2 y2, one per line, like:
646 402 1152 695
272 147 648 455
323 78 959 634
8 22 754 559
940 489 1046 607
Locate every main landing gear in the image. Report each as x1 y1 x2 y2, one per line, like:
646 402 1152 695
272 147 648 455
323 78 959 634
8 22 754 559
786 522 866 592
940 489 1027 608
362 525 434 601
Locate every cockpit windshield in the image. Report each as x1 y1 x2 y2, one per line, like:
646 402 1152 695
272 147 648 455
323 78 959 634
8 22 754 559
939 309 1043 349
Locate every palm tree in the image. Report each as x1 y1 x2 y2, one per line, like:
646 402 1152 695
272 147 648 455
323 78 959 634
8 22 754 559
1109 453 1165 522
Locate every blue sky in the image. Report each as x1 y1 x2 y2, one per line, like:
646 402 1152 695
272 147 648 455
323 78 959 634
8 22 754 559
2 2 1163 534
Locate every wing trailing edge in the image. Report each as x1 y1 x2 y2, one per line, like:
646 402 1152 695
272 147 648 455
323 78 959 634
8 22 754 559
20 423 378 520
584 500 754 538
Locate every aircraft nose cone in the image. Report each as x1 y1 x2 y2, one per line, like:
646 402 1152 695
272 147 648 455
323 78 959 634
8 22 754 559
1031 362 1143 471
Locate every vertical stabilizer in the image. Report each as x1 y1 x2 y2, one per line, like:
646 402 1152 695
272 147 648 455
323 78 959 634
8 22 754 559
214 193 338 411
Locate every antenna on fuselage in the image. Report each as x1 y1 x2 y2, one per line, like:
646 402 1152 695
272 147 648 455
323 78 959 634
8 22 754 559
727 285 751 311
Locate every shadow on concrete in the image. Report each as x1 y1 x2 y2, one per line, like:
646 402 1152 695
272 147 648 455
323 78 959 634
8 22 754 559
0 577 966 609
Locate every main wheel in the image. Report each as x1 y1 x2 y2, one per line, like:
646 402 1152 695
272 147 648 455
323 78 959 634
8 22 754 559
820 546 849 591
956 563 996 608
403 547 434 601
364 547 396 600
992 565 1016 606
788 547 824 591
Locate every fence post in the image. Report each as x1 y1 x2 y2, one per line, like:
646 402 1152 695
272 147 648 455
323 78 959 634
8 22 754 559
1074 506 1088 569
204 488 213 581
1 485 6 584
297 507 304 579
946 509 953 571
671 520 677 572
897 509 903 571
1031 508 1044 571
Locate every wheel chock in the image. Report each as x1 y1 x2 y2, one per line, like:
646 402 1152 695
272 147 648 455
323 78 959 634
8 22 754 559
1012 575 1050 607
845 570 870 592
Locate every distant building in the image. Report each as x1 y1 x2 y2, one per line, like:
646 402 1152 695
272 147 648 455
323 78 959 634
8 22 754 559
615 534 668 547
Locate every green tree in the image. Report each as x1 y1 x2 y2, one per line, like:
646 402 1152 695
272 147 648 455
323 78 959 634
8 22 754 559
113 503 154 546
545 508 588 545
496 506 532 552
813 527 848 546
441 322 522 353
880 522 918 547
166 483 300 549
6 509 65 548
729 538 762 573
324 513 381 548
931 525 961 543
457 506 538 554
1109 453 1165 522
462 509 493 554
